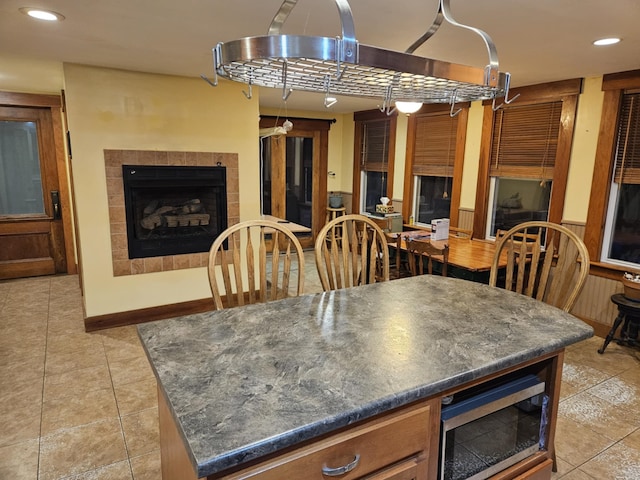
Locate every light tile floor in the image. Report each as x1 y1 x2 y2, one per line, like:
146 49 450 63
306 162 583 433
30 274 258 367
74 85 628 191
1 269 639 479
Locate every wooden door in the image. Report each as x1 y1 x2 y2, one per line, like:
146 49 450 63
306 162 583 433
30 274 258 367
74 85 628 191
0 102 69 279
260 117 330 249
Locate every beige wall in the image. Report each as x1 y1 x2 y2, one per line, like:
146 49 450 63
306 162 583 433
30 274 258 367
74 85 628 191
459 102 485 210
63 64 260 317
0 53 64 94
564 76 604 222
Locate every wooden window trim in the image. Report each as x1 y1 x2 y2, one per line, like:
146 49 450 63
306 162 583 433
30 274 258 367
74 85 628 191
352 110 396 213
402 103 468 226
584 70 640 276
473 79 582 239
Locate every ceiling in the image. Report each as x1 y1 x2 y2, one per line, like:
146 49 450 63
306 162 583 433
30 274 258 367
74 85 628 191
2 0 639 113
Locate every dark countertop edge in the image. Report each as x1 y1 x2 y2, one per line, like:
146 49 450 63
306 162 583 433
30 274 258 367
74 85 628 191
191 329 593 478
136 328 202 472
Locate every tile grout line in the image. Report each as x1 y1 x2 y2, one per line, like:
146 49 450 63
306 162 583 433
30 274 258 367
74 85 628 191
37 277 53 480
556 348 640 478
102 334 137 480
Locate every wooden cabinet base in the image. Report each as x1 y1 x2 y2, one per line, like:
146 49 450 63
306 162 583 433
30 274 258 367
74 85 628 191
158 389 435 480
157 353 562 480
158 385 200 480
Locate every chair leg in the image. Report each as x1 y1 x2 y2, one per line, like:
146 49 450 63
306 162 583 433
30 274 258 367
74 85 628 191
598 312 625 354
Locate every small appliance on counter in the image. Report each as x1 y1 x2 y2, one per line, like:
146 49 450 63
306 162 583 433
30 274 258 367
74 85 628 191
431 218 450 240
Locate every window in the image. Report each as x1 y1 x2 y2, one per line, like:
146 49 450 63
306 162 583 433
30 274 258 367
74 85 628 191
473 80 581 239
410 110 460 225
353 111 396 215
603 92 640 265
361 119 389 214
403 104 468 227
586 71 640 271
486 101 561 237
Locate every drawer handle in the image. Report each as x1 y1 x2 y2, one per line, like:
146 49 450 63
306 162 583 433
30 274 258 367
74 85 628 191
322 454 361 477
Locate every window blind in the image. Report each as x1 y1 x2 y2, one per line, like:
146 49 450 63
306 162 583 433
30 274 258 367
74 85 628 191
361 118 390 173
412 112 458 177
490 101 562 179
614 92 640 184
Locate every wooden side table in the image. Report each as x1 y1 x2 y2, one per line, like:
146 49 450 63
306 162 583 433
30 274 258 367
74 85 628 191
598 293 640 354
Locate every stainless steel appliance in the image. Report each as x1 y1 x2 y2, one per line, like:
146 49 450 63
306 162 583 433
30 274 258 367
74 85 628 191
440 374 547 480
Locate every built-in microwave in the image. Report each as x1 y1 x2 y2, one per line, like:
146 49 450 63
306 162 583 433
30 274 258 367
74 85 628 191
440 374 548 480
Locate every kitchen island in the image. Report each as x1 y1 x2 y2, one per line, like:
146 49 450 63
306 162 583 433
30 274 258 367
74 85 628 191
137 276 593 480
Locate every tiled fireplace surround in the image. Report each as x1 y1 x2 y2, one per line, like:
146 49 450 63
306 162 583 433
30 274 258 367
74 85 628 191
105 149 239 276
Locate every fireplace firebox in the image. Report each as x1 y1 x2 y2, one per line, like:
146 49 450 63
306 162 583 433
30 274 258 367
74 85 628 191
122 165 227 259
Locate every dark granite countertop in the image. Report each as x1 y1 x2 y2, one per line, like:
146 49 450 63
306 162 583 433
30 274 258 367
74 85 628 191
137 276 593 478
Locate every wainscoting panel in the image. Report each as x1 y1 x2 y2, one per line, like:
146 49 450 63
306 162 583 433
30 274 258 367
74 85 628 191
561 221 621 331
458 209 474 232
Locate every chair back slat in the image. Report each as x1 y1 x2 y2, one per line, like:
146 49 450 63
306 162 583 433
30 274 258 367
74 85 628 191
232 234 245 307
244 228 256 305
406 238 449 277
208 220 305 310
489 221 590 312
535 231 555 303
525 233 543 297
269 230 279 300
315 214 389 292
281 239 292 299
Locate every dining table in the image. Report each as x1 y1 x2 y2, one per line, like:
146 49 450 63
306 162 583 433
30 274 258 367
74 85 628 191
388 230 507 283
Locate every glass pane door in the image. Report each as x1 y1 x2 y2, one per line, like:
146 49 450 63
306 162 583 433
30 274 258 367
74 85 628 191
0 120 45 215
285 136 313 229
261 134 314 230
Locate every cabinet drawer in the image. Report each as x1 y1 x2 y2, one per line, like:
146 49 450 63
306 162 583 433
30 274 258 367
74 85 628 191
361 456 422 480
226 401 433 480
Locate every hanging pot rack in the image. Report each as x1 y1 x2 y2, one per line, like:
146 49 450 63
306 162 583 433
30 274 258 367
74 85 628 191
204 0 514 107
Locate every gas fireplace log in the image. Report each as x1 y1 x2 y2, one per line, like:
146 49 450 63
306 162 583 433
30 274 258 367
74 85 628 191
140 199 210 230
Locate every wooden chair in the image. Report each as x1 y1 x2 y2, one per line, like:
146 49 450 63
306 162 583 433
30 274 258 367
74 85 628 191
406 238 449 277
489 221 590 312
315 214 390 291
207 220 305 309
384 232 407 279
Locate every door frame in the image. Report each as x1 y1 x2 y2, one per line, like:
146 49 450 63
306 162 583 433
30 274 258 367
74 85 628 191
259 116 332 248
0 91 77 276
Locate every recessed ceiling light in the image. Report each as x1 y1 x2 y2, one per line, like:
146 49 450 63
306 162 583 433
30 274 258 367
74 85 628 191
593 37 621 46
19 7 65 21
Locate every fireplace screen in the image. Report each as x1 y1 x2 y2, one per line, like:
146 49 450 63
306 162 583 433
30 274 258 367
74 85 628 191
122 165 227 259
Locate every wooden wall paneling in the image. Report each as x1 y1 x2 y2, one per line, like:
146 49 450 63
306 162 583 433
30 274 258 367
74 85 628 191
457 209 474 232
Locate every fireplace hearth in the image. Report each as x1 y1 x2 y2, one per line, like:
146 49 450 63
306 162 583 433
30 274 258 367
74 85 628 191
122 165 227 258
